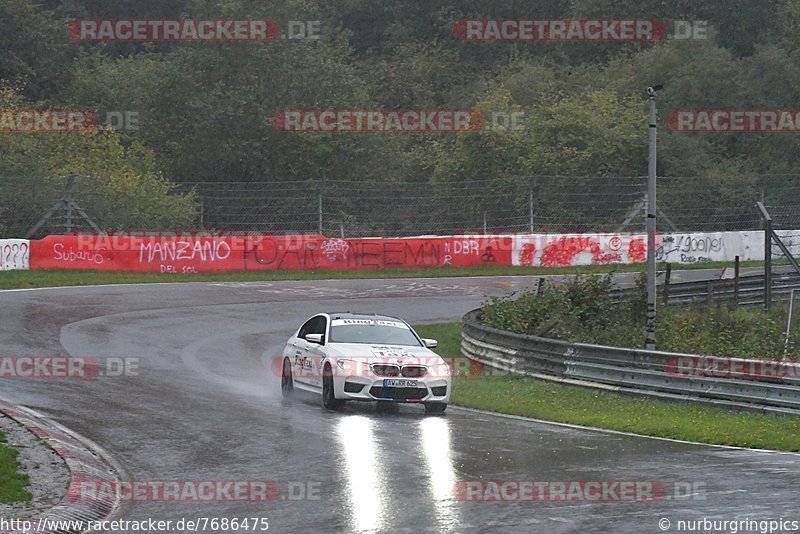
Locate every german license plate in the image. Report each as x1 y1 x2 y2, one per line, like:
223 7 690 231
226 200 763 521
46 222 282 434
383 379 418 387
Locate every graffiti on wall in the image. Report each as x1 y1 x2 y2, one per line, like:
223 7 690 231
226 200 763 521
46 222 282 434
19 230 792 273
654 232 765 264
29 234 513 272
513 234 646 267
0 239 30 271
512 232 770 266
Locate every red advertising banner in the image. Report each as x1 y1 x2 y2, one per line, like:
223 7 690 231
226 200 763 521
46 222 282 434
29 234 513 272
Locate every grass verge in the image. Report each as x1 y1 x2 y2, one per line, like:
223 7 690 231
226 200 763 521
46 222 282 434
0 260 761 290
413 322 800 451
0 430 32 503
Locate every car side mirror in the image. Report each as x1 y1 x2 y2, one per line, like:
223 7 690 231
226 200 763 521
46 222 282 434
422 338 438 349
305 333 323 344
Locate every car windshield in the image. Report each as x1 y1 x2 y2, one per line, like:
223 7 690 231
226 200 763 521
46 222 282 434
328 318 422 346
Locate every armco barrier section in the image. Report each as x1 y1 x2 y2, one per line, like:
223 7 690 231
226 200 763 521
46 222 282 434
0 239 30 271
461 309 800 416
7 229 800 272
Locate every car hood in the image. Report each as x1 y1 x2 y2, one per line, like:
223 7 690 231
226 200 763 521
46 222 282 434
327 343 444 365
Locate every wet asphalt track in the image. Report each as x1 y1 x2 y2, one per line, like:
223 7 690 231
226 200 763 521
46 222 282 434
1 271 799 533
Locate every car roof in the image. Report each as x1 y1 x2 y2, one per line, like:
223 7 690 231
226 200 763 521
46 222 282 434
326 311 406 323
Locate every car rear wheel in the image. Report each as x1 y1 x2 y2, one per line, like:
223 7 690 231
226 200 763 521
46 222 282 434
424 402 447 414
281 358 294 398
322 365 345 411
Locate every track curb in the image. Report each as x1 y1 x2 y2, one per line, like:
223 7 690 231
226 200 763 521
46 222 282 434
0 398 127 533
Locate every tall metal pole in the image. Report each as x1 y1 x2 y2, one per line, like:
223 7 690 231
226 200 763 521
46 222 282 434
65 173 76 233
318 190 323 235
645 86 661 350
528 179 534 233
765 213 773 311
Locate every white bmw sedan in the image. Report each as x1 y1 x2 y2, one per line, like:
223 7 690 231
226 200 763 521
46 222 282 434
280 312 451 413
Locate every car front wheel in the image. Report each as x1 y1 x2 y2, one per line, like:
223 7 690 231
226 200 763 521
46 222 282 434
281 358 294 398
322 364 345 411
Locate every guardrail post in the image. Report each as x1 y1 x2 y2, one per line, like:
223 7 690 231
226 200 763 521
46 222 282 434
64 174 74 233
734 255 740 307
318 190 323 234
757 202 773 310
528 178 534 233
765 216 773 310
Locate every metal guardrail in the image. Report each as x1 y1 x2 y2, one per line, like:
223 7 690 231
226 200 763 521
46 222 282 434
461 309 800 416
607 270 800 308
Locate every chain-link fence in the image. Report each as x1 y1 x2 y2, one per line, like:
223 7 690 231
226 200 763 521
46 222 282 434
192 177 645 236
3 174 800 238
188 175 800 236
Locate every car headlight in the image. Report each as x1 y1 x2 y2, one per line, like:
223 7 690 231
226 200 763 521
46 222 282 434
433 361 450 378
337 359 370 376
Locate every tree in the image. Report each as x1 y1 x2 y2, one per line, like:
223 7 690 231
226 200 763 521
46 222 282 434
0 89 196 236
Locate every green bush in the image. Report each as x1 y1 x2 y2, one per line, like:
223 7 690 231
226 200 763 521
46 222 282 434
658 305 794 358
481 274 638 341
481 273 800 359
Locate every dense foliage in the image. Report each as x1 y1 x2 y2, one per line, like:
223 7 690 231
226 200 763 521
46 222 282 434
480 274 800 358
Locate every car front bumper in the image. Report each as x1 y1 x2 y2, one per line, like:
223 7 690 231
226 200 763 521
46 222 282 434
335 375 451 403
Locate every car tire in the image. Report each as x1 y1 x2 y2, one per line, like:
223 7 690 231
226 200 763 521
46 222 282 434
322 364 345 411
424 402 447 414
281 358 294 398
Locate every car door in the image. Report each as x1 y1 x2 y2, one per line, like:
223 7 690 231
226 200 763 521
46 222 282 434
291 317 319 388
305 315 329 389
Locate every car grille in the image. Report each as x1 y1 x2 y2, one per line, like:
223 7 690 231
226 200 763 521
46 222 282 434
369 386 428 400
401 365 427 378
430 386 447 396
371 364 400 377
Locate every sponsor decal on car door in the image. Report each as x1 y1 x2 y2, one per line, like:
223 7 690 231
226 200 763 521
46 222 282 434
290 338 313 387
